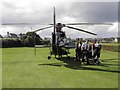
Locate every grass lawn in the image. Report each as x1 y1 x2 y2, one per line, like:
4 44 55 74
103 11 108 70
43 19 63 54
2 47 119 88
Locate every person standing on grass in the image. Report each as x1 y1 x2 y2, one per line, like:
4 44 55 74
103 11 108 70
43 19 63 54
92 40 102 64
81 39 90 64
75 38 82 61
88 45 92 61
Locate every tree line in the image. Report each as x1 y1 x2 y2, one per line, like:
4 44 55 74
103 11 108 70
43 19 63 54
1 32 51 48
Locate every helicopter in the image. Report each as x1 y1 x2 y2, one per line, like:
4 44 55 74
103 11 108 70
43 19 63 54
2 7 112 59
31 7 112 59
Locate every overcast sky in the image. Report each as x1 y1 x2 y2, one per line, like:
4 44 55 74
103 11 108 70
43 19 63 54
1 0 119 38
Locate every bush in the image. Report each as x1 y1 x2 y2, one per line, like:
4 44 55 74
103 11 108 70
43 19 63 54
2 39 23 48
102 45 119 52
21 32 43 47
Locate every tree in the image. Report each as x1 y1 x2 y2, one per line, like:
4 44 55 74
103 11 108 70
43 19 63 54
43 37 51 45
21 32 43 47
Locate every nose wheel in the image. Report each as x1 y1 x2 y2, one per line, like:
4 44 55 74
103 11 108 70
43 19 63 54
48 56 51 59
48 51 52 59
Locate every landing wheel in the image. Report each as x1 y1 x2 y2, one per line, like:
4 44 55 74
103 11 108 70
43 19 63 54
67 56 70 59
48 56 51 59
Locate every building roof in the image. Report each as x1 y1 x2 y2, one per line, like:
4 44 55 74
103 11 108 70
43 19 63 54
0 34 3 38
10 33 18 38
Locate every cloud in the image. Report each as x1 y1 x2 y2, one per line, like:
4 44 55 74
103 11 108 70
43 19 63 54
108 22 118 32
2 1 118 23
1 1 118 38
69 2 118 22
2 26 30 35
107 22 118 37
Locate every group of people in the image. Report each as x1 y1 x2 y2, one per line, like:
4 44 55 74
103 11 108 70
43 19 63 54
75 38 102 65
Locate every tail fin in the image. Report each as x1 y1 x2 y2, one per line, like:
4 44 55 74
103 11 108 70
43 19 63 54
52 7 57 53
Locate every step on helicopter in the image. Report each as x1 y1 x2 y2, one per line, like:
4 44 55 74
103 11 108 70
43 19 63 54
2 7 112 59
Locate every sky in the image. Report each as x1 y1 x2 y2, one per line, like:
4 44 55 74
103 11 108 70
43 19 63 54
0 0 119 38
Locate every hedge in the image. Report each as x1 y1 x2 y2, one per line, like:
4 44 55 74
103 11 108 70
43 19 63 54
1 39 23 48
102 45 119 52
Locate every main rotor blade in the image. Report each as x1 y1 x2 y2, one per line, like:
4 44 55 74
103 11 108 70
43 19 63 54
66 25 97 35
2 23 53 25
33 26 53 32
65 23 113 25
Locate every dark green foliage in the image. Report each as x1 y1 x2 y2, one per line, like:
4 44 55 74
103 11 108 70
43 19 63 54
102 45 119 52
1 32 44 48
21 32 43 47
2 39 23 48
43 40 50 45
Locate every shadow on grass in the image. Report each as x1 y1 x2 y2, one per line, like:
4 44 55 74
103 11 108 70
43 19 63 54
101 58 119 62
39 63 64 67
101 58 119 61
38 57 120 73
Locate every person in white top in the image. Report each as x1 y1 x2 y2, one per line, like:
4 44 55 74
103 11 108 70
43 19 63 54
81 39 90 64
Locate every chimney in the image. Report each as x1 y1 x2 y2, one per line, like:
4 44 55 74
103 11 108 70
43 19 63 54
7 32 9 37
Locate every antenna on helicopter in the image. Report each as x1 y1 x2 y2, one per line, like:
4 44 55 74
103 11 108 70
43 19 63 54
53 6 56 33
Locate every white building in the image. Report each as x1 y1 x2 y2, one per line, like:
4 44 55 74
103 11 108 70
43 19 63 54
114 37 120 43
4 32 18 38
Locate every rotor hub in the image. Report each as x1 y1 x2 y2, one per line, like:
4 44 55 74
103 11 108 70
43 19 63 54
56 23 64 32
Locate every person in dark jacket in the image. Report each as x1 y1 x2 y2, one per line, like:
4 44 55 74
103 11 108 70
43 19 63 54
75 38 82 61
88 45 92 59
93 40 102 64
